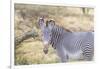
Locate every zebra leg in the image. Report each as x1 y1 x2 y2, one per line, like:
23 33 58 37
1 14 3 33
56 45 68 62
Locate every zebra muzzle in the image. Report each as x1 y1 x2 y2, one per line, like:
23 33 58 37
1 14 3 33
43 48 48 54
43 44 49 54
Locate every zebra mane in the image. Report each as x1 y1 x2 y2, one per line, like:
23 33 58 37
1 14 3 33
56 24 72 33
46 19 72 33
64 28 72 32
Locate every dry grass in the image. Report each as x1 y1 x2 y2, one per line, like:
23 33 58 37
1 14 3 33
15 38 59 65
14 4 94 65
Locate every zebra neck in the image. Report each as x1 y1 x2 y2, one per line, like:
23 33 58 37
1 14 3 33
50 26 66 49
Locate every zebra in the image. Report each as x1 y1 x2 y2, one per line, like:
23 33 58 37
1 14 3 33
38 17 94 62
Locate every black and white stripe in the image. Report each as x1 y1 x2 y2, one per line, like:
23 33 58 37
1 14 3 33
38 18 94 62
47 20 94 61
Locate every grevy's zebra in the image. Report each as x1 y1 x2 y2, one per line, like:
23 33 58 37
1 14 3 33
38 17 94 62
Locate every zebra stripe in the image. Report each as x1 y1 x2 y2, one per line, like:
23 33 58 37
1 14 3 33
38 18 94 62
50 26 67 49
81 33 94 60
47 20 94 61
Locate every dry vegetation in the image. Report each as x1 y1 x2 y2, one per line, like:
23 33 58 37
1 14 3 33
14 4 94 65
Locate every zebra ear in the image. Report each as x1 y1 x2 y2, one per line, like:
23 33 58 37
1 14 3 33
38 17 45 28
49 19 55 26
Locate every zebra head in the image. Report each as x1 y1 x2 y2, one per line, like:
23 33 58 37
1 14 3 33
42 20 55 44
38 18 55 54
